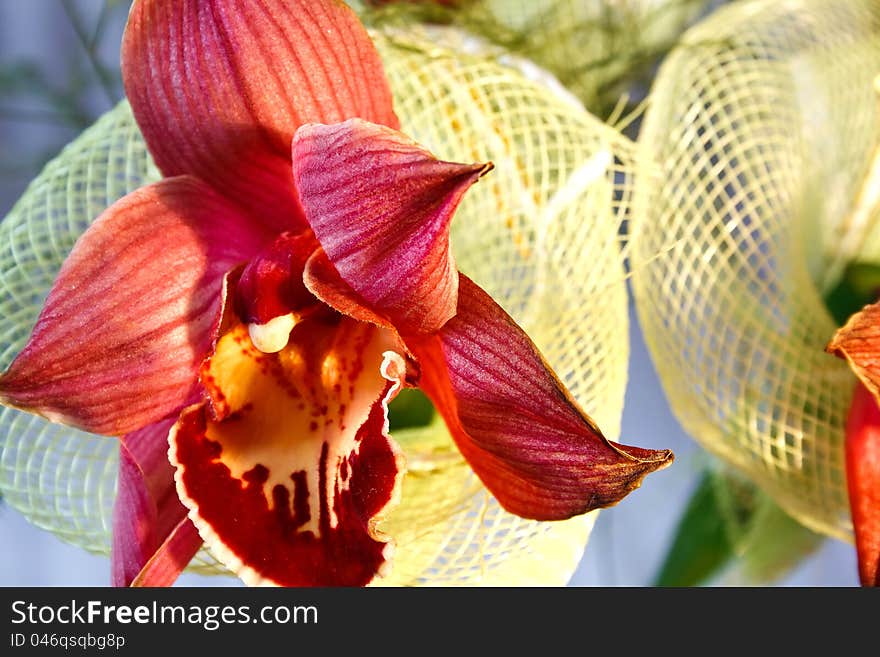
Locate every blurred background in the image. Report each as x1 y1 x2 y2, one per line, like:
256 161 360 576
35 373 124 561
0 0 861 586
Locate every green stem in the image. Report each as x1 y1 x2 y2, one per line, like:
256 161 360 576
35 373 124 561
88 1 112 50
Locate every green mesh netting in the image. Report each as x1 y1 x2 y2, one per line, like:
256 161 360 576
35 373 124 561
630 0 880 542
348 0 710 116
0 26 639 585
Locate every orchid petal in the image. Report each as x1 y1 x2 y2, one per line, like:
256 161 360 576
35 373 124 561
0 177 266 436
129 518 203 588
170 315 406 586
408 275 674 520
844 382 880 587
828 310 880 586
827 301 880 397
112 417 203 587
293 119 492 334
122 0 398 234
304 248 396 331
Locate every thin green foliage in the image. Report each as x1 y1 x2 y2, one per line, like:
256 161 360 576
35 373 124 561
0 0 129 202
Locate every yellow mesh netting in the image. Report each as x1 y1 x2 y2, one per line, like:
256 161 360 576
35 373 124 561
0 26 638 585
630 0 880 542
349 0 709 115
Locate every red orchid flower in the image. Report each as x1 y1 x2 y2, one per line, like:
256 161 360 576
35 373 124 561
0 0 673 587
827 306 880 587
842 382 880 587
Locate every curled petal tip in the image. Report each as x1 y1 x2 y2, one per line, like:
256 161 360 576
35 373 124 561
602 443 675 502
611 442 675 467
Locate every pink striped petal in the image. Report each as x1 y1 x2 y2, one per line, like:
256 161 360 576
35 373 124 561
170 315 406 586
304 248 396 331
112 417 202 587
293 119 492 335
129 518 203 588
122 0 399 234
0 177 266 436
408 275 674 520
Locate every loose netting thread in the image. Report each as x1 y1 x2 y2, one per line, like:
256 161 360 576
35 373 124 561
0 27 638 585
630 0 880 542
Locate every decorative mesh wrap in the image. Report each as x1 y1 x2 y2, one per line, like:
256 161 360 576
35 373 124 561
630 0 880 542
349 0 709 115
0 27 639 585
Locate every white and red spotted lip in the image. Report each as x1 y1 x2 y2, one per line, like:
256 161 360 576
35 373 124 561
169 318 407 587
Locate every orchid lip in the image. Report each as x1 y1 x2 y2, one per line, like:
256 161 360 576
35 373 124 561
170 316 407 586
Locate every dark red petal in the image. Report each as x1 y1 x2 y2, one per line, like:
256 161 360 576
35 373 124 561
844 381 880 587
0 177 265 436
112 417 203 587
408 275 674 520
293 119 492 334
122 0 399 234
170 316 406 586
